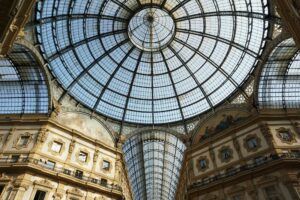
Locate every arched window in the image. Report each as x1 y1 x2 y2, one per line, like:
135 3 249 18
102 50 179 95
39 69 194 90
0 44 49 114
258 38 300 109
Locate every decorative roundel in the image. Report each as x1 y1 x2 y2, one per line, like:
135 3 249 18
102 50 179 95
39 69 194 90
36 0 270 124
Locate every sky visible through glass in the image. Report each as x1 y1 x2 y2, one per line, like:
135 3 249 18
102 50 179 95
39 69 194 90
36 0 269 124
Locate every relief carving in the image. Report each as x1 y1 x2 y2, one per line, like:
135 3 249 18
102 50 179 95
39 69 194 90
93 150 99 162
275 127 297 145
259 124 273 145
243 134 262 153
34 179 54 189
12 132 34 150
209 147 215 162
218 146 234 163
5 128 15 143
69 139 75 153
37 128 48 143
67 188 84 197
292 122 300 136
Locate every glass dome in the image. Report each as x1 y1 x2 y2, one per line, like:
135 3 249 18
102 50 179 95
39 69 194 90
36 0 270 124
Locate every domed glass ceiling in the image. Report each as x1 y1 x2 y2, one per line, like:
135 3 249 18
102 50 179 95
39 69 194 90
35 0 270 124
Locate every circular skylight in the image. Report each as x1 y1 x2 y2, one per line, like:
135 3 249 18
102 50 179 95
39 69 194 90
128 8 175 51
36 0 270 124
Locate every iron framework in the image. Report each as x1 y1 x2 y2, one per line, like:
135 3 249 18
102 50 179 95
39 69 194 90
123 130 186 200
35 0 270 125
258 38 300 109
0 44 49 114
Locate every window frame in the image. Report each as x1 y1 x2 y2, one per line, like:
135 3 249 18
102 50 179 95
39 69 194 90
33 190 46 200
45 160 56 170
18 135 30 146
51 141 63 153
102 160 111 171
11 155 20 163
75 169 84 179
78 151 88 163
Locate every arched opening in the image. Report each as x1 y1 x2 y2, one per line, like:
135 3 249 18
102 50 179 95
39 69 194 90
258 38 300 109
0 44 50 114
122 130 186 200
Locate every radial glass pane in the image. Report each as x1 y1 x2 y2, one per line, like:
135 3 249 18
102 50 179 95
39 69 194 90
36 0 270 124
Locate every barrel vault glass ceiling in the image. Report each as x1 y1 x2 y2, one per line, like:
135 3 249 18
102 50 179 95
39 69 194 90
123 131 186 200
35 0 270 125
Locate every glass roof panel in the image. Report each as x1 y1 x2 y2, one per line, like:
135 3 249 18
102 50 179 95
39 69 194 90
36 0 269 124
0 45 49 114
259 38 300 109
123 131 186 200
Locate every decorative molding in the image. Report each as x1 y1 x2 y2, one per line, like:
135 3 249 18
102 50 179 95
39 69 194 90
203 193 218 200
75 148 90 165
94 196 105 200
192 105 253 143
218 146 234 163
37 128 48 144
260 124 274 146
100 159 113 174
292 122 300 136
69 139 76 153
275 127 297 145
12 180 29 190
243 134 262 153
48 138 66 156
12 132 33 150
93 150 99 163
126 127 186 143
34 179 54 189
208 147 217 169
0 0 36 55
5 128 15 144
33 128 49 151
227 185 245 195
247 190 258 200
53 193 63 200
257 175 278 186
0 173 12 182
196 156 209 172
232 136 243 159
67 188 84 198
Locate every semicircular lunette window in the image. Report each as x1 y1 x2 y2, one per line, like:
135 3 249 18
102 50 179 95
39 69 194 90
36 0 270 124
0 44 49 114
259 38 300 109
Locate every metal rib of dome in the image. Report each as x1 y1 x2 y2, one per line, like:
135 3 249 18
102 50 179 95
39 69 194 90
35 0 270 124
